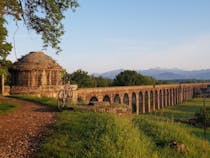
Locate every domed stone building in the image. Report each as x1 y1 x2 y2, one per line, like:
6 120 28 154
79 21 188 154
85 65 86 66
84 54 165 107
10 51 63 97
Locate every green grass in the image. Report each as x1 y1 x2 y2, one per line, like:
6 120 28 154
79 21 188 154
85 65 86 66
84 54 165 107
13 96 210 158
133 115 210 158
153 98 210 119
0 101 20 114
37 111 155 158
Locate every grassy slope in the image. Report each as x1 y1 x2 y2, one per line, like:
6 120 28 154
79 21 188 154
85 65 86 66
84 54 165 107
151 98 210 142
0 101 20 114
37 111 154 158
13 96 210 158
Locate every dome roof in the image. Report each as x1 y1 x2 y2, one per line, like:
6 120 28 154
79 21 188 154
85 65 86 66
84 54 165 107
12 51 62 70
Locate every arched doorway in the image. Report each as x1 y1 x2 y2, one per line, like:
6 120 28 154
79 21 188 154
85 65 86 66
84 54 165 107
159 90 162 108
132 92 136 113
103 95 111 103
150 91 153 111
123 93 129 106
89 96 98 105
155 90 158 109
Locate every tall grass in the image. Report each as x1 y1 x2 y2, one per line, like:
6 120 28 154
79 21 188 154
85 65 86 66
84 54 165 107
12 95 210 158
133 115 210 158
37 111 155 158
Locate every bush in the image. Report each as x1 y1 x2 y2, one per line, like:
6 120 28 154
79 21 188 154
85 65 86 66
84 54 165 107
195 107 210 126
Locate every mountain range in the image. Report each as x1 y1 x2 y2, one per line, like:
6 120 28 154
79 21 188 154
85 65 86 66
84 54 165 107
93 68 210 80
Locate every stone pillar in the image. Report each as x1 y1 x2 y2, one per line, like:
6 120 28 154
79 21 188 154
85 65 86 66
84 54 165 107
41 70 47 86
165 90 168 107
153 91 156 111
157 91 160 109
119 93 124 104
148 92 151 112
171 90 174 106
128 93 132 109
56 70 59 85
136 93 139 115
31 70 36 87
142 92 145 113
49 70 52 85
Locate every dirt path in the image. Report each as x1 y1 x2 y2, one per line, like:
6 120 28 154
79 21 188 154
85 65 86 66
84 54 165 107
0 96 57 158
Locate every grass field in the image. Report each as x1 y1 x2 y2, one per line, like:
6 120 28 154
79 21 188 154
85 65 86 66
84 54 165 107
0 101 20 114
13 96 210 158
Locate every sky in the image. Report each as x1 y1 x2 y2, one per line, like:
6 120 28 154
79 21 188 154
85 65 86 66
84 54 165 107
6 0 210 73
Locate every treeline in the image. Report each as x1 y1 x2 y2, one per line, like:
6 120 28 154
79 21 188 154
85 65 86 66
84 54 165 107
62 69 161 88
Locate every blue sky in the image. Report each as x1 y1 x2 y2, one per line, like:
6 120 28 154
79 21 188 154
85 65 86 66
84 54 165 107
6 0 210 73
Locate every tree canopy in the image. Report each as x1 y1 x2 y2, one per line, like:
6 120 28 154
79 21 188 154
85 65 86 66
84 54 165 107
62 69 113 88
113 70 155 86
0 0 79 58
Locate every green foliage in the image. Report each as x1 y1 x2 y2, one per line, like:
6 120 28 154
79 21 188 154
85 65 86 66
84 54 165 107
70 69 96 88
1 0 79 54
94 76 112 87
0 101 19 114
195 107 210 126
63 69 113 88
37 111 154 158
113 70 155 86
0 13 12 61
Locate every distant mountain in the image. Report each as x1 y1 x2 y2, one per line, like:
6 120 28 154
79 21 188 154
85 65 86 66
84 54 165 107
93 69 124 79
93 68 210 80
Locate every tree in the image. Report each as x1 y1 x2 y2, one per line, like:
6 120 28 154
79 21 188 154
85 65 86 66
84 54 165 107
94 76 113 87
113 70 155 86
70 69 96 88
0 0 79 56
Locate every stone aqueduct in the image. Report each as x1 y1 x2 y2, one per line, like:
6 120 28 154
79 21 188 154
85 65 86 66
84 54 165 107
74 83 209 114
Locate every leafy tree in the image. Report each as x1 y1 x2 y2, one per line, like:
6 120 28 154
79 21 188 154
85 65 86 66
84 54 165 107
113 70 155 86
0 0 79 56
94 76 113 87
70 69 96 88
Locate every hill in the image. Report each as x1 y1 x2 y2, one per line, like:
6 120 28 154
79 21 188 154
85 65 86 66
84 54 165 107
93 68 210 80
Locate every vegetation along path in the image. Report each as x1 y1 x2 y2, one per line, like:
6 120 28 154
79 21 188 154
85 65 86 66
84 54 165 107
0 96 57 158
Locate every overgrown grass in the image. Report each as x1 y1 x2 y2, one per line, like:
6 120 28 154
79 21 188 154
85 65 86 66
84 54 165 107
0 101 20 114
153 98 210 119
133 115 210 158
12 95 210 157
37 111 155 158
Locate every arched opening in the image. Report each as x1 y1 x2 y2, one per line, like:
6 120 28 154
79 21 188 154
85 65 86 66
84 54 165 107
89 96 98 105
145 91 149 113
150 91 154 111
123 93 129 106
159 90 162 108
103 95 111 103
132 92 136 113
114 94 121 104
139 91 143 113
155 90 158 109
